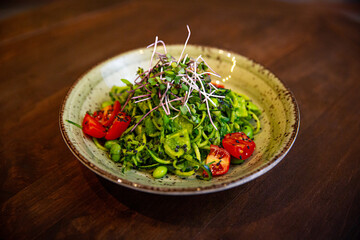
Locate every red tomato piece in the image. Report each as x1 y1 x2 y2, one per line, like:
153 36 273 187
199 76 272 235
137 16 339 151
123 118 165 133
82 113 106 138
93 101 121 127
222 132 256 160
93 110 104 122
105 112 131 140
211 81 225 88
204 145 231 176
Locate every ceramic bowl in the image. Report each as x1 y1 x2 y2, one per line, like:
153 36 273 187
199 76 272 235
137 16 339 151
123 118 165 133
59 45 300 195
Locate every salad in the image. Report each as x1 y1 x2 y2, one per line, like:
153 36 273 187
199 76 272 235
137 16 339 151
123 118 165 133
68 26 261 180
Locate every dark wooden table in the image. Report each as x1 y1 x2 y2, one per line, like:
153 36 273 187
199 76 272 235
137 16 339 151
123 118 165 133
1 0 359 239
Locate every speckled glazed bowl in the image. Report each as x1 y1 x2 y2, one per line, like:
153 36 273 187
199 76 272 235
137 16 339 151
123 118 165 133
59 45 299 195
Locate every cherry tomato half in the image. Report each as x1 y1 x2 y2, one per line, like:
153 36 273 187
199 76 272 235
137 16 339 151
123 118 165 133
204 145 231 176
82 113 106 138
105 112 131 140
211 81 225 88
93 101 121 127
222 132 256 160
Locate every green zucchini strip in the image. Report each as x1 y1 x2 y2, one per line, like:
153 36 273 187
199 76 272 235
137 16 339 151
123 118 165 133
146 148 171 164
92 138 108 152
249 111 261 134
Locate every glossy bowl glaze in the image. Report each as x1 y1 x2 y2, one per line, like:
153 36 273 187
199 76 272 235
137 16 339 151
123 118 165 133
59 45 300 195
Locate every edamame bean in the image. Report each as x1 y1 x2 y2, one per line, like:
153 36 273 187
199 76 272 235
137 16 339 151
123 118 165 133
110 144 121 155
242 125 254 139
111 154 121 162
153 166 168 179
105 140 118 149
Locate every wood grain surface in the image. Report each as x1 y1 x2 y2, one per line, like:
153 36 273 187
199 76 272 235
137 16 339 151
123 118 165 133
1 0 359 239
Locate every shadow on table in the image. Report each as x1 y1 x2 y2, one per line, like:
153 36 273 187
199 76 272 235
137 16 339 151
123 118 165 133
96 175 243 226
85 169 296 227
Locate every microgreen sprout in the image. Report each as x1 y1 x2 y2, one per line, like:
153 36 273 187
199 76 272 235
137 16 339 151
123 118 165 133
121 25 223 131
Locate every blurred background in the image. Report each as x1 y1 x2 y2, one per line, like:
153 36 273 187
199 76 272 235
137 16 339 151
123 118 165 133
1 0 359 19
1 0 359 239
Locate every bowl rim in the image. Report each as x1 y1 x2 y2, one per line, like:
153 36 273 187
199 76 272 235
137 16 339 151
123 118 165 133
59 44 300 195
